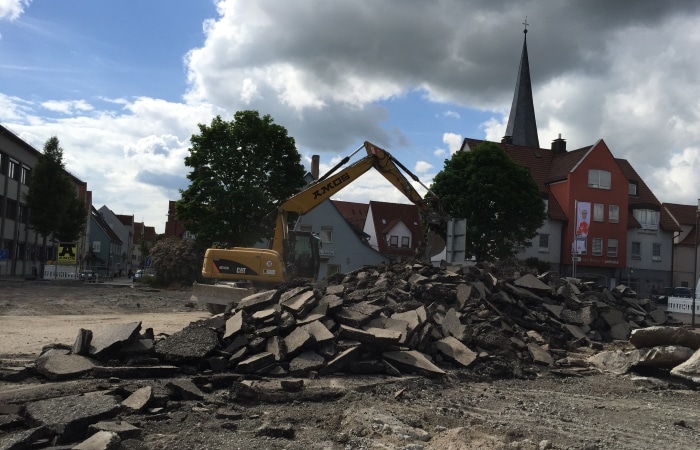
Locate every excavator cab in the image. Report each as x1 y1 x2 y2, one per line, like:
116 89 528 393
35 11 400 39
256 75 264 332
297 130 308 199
283 230 321 281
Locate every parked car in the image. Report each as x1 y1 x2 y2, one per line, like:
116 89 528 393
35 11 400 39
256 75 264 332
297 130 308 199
133 269 154 282
79 270 96 283
655 286 692 305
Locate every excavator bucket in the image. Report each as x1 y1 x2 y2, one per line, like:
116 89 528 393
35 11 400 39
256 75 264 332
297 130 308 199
421 229 446 261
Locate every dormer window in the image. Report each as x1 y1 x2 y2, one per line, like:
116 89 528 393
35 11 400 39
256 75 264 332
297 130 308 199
629 182 638 196
633 209 659 231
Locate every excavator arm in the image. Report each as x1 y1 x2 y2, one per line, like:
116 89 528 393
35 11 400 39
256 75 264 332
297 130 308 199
271 141 447 260
195 141 447 313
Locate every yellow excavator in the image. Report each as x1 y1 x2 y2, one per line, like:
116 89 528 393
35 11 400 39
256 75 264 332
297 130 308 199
192 141 448 313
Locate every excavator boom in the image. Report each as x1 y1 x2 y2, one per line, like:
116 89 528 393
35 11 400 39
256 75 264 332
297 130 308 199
195 141 448 312
271 141 447 260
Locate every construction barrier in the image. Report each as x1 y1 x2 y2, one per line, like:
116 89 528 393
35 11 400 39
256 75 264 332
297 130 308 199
666 296 700 315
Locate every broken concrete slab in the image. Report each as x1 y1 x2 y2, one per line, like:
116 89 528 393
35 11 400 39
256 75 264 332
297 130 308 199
88 322 141 357
72 328 93 356
390 308 423 335
35 350 99 381
154 324 219 362
237 289 277 314
382 350 446 377
281 290 317 318
73 430 121 450
441 308 466 339
223 310 245 339
91 365 179 379
670 348 700 384
630 326 700 350
514 273 553 293
297 302 329 325
339 325 402 347
528 343 553 366
122 386 152 411
289 351 325 376
319 346 360 375
0 427 49 450
236 352 276 374
284 327 313 356
634 346 695 369
166 378 207 401
334 302 383 327
300 320 334 344
455 283 472 308
24 393 121 443
434 336 477 367
88 421 142 440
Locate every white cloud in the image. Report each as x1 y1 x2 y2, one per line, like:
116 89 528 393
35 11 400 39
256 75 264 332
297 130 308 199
443 110 460 119
414 160 433 173
442 132 463 155
41 100 94 114
0 0 29 21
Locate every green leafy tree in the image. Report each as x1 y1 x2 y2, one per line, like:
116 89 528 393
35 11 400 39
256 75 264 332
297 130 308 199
431 142 546 262
25 136 87 249
177 111 306 247
148 238 204 285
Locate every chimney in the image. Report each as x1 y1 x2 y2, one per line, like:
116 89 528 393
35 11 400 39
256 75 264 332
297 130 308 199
551 134 567 155
501 135 513 145
311 155 320 180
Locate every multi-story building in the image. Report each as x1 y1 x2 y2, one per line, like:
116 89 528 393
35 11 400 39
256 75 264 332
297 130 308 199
0 124 91 278
87 206 123 277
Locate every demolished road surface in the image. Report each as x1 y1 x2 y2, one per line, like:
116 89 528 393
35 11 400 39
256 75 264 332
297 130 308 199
1 261 699 449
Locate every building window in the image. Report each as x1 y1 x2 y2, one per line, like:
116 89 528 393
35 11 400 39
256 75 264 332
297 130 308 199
592 238 603 256
538 234 549 252
588 169 611 189
631 242 641 259
20 166 30 185
8 159 19 180
401 236 410 248
319 226 333 244
327 264 341 276
607 238 618 257
5 199 17 220
593 203 604 222
389 235 398 247
633 209 659 231
629 182 638 196
18 203 27 224
652 243 661 261
609 204 619 223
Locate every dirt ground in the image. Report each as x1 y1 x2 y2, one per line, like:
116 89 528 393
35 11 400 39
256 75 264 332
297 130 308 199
1 280 699 450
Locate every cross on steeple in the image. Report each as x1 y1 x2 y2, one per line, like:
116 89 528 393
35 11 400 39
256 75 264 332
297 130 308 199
523 17 529 34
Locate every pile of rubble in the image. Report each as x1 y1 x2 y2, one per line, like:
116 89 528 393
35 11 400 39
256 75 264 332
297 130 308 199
2 261 697 449
24 261 676 382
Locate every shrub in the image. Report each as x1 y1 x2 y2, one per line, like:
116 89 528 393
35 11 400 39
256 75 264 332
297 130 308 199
148 238 204 286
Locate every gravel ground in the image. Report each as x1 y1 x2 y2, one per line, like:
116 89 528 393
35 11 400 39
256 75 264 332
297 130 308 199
0 280 699 449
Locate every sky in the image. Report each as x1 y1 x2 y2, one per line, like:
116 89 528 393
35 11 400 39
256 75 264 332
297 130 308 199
2 0 700 234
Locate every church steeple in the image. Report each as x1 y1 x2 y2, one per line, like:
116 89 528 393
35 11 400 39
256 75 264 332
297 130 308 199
503 19 539 148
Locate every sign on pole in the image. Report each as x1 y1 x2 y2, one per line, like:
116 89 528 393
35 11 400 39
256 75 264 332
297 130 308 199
58 243 77 266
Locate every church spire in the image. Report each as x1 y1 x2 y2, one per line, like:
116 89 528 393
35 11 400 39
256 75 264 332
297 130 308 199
503 18 539 148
